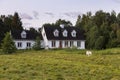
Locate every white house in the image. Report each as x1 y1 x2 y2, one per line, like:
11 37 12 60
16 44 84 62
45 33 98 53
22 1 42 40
41 25 85 49
11 25 85 50
11 30 43 49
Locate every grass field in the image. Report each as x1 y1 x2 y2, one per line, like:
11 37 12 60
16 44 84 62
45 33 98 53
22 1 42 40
0 48 120 80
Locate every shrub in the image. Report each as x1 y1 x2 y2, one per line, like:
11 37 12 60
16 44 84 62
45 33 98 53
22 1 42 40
1 32 16 54
32 36 41 50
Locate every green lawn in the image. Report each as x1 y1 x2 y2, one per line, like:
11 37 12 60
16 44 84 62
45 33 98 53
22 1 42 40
0 48 120 80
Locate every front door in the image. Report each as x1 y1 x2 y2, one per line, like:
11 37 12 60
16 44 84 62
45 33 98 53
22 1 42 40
59 41 62 48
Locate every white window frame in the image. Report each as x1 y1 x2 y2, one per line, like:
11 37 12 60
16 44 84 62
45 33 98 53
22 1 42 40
21 31 26 38
70 41 73 47
17 42 22 48
63 30 68 37
71 30 76 37
77 41 81 47
53 29 59 37
27 42 31 48
65 41 68 47
52 41 56 47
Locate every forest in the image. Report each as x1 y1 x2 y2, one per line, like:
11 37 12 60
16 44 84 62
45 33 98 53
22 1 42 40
0 10 120 50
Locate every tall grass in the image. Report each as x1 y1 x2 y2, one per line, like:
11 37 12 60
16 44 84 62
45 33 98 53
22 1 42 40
0 48 120 80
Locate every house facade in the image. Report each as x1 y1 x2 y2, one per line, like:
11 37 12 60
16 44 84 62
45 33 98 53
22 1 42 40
11 25 85 50
41 25 85 49
11 30 43 49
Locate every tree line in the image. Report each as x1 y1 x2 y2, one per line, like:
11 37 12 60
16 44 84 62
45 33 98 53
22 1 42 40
43 10 120 50
0 10 120 50
0 12 23 45
0 12 38 46
76 10 120 49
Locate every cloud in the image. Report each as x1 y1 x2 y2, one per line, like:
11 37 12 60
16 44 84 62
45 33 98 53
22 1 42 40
23 23 33 28
113 0 120 3
63 12 82 18
33 11 39 19
45 12 55 18
23 23 31 26
20 13 33 20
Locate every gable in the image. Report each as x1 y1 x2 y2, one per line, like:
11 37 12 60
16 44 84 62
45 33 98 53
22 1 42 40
21 31 27 38
71 30 76 37
63 30 68 37
53 29 59 37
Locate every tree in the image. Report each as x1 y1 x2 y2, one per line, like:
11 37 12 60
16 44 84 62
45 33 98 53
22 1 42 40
11 12 23 31
75 15 82 27
110 10 117 24
55 19 72 27
3 15 13 31
95 36 105 50
1 32 16 54
0 19 5 46
75 15 83 30
32 36 41 50
117 13 120 25
29 27 38 34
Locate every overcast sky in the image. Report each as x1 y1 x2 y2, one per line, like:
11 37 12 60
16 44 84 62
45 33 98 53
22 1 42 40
0 0 120 29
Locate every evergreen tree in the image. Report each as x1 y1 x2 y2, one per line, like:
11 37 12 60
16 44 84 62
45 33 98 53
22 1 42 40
33 36 41 50
0 19 5 45
1 32 16 54
75 15 84 31
11 12 23 31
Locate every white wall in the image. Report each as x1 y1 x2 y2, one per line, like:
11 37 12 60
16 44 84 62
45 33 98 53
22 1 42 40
14 40 44 49
40 40 45 48
48 40 85 49
48 40 59 48
41 27 49 49
14 40 35 49
80 40 85 49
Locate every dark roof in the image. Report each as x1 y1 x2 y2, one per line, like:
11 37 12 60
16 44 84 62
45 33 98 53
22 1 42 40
44 26 85 40
11 30 43 40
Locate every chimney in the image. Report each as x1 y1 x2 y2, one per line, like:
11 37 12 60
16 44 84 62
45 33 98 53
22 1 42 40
60 24 64 28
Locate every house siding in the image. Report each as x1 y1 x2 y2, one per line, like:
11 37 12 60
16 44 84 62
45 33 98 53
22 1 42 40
48 40 85 49
80 40 85 49
41 27 49 49
14 40 35 49
14 40 44 49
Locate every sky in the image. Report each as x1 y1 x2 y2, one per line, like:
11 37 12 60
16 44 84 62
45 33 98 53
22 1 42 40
0 0 120 29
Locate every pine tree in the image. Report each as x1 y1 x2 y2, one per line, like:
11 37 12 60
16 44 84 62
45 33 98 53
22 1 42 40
11 12 23 31
32 36 41 50
1 32 16 54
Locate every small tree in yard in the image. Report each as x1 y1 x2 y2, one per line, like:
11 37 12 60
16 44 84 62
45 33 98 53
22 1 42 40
33 36 41 50
1 32 16 54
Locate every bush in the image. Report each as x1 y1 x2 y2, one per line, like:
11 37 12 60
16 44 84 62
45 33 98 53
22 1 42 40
1 32 16 54
32 36 41 50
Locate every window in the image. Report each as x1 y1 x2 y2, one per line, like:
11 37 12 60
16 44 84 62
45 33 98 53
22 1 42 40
70 41 73 47
71 30 76 37
63 30 68 37
65 41 68 47
77 41 81 47
53 29 59 37
27 42 31 48
17 42 22 47
21 31 26 38
52 41 56 47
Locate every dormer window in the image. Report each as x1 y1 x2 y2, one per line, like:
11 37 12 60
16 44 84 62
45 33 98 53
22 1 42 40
63 30 68 37
71 30 76 37
21 31 26 38
53 29 59 37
